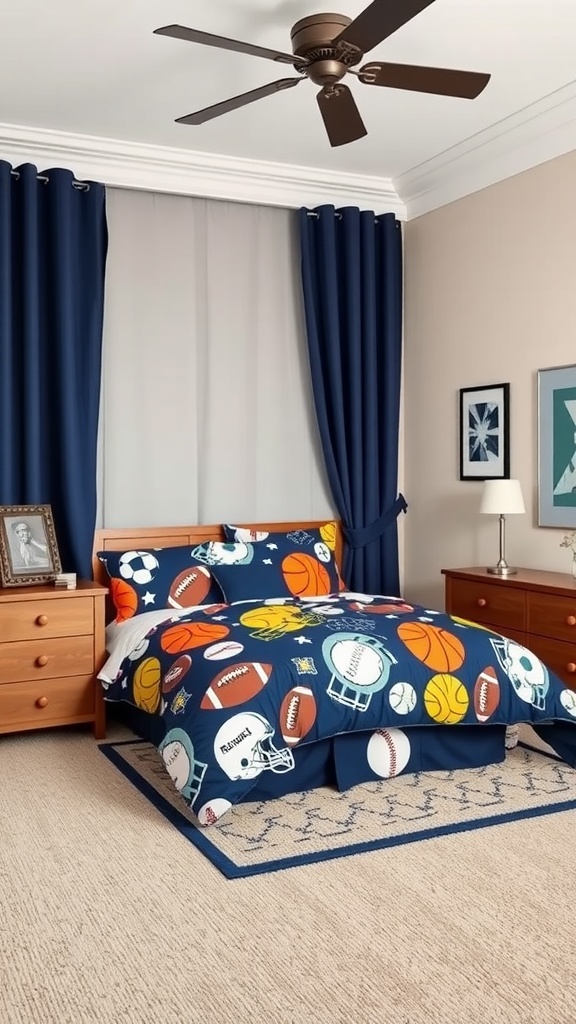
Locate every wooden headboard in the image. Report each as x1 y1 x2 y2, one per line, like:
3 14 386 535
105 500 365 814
92 520 344 588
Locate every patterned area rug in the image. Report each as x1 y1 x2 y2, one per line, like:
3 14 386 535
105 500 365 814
100 737 576 879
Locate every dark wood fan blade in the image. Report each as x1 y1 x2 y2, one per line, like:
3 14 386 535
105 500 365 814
358 61 490 98
333 0 438 56
154 24 302 66
175 78 302 125
317 86 367 148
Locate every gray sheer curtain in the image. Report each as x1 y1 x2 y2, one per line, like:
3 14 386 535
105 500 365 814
97 188 334 527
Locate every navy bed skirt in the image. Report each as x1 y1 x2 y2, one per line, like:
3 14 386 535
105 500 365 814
110 702 507 802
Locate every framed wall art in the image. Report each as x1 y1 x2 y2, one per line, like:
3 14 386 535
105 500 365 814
538 364 576 528
0 504 61 586
459 382 510 481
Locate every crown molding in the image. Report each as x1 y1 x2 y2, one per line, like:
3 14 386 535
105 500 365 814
4 78 576 224
397 79 576 219
0 122 404 217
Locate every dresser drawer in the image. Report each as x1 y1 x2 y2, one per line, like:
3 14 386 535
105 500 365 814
485 626 526 646
0 596 94 642
524 634 576 691
527 591 576 644
447 578 526 630
0 636 94 684
0 676 95 732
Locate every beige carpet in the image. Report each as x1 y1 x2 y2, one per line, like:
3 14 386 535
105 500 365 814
1 725 576 1024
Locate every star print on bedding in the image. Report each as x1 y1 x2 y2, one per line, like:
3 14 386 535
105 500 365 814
96 546 225 622
98 592 576 826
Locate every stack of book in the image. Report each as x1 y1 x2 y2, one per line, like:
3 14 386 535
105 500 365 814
54 573 77 589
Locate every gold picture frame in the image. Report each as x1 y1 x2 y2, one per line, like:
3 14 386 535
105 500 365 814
0 504 62 587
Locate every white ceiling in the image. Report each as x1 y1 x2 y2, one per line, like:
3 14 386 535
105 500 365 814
1 0 576 217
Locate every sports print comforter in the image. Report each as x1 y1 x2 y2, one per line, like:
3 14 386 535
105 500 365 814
99 592 576 825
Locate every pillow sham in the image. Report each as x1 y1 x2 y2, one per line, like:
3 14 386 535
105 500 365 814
206 524 342 602
96 545 225 623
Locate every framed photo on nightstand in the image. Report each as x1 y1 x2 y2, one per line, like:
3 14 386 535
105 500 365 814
0 504 61 586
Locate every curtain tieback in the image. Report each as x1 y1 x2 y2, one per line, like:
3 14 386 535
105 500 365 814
343 494 408 550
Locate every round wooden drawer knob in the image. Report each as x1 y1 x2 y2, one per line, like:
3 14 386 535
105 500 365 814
567 616 576 627
36 697 48 708
36 614 48 626
477 598 487 607
567 663 576 674
36 655 49 667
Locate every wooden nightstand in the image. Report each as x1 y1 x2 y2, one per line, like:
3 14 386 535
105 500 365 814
0 580 108 738
442 566 576 691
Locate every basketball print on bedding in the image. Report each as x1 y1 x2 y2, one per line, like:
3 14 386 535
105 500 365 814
282 552 331 598
160 621 230 654
424 673 469 724
319 522 337 551
109 578 138 622
397 621 465 673
133 656 162 713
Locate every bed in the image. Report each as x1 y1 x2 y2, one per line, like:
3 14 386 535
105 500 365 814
93 520 576 826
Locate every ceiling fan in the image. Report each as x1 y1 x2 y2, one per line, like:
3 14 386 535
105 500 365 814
154 0 490 148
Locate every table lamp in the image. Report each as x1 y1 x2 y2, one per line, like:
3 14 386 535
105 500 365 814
479 478 525 575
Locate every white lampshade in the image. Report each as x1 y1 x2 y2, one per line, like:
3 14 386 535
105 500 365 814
479 479 525 515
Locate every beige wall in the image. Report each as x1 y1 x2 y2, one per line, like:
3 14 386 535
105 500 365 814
403 148 576 609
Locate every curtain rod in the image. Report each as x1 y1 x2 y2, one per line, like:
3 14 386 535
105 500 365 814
305 211 399 223
10 169 90 191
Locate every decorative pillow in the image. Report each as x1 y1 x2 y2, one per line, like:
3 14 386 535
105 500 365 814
96 546 225 622
223 522 338 548
205 524 342 602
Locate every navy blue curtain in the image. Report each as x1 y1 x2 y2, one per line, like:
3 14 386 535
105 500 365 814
299 204 406 595
0 162 108 578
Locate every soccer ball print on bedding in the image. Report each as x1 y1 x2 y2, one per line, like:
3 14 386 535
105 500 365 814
118 550 159 586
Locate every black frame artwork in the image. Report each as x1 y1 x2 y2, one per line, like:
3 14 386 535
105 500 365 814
459 382 510 481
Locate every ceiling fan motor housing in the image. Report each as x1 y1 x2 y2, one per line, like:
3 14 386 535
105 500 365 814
290 13 360 87
290 12 352 50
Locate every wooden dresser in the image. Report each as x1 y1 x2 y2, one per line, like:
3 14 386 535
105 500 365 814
0 580 108 738
442 566 576 691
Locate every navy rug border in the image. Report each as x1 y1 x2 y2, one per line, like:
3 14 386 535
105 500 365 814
99 739 576 880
